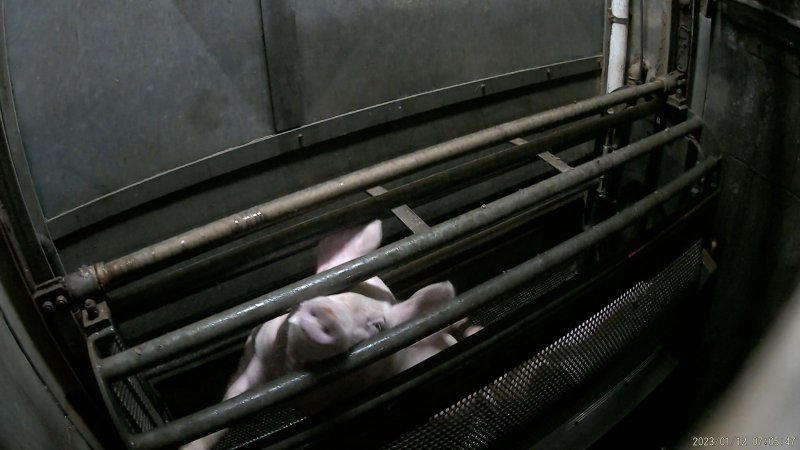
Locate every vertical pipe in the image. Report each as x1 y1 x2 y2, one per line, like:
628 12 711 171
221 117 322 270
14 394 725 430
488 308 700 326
607 0 631 93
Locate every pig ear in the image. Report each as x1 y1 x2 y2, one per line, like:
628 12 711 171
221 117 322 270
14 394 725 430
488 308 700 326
317 220 383 273
387 281 455 327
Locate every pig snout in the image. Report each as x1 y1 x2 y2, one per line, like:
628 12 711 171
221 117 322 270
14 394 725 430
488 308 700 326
289 301 344 345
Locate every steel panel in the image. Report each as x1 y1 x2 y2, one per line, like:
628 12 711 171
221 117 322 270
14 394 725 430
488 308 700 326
277 0 603 125
3 0 274 218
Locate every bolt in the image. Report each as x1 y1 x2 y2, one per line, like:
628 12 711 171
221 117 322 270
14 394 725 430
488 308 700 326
41 300 54 311
84 299 99 320
55 295 68 307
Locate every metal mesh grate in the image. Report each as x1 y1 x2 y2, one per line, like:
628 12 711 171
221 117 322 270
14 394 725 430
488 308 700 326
103 334 170 434
216 406 305 449
468 261 579 327
383 241 702 449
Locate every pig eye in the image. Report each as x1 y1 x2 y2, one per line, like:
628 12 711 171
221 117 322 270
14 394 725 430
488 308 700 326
368 317 386 332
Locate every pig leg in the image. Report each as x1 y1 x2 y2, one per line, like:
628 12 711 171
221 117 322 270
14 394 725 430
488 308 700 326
395 331 459 372
180 316 288 450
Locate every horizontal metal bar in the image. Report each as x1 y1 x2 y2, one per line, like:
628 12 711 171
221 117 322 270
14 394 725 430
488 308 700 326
129 154 720 450
112 99 661 312
65 74 681 302
382 180 594 287
538 151 573 173
366 186 431 234
97 115 701 383
48 56 603 239
269 192 720 450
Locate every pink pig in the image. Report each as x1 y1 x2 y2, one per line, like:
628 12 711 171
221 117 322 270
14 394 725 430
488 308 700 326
183 221 457 450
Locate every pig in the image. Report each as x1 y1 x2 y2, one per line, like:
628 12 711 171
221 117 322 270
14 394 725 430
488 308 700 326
182 221 458 450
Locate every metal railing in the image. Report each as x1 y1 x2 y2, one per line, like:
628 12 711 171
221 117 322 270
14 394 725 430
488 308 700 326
65 75 681 302
82 75 720 449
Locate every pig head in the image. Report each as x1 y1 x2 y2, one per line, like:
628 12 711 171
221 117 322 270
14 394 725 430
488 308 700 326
182 221 457 450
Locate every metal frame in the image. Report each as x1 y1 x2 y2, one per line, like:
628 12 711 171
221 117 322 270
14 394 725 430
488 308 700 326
108 97 663 318
0 1 710 447
63 75 681 303
96 113 702 382
47 56 603 240
267 191 719 450
91 142 718 449
0 1 59 286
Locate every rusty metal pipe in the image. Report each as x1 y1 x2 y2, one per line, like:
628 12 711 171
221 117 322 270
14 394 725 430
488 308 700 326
112 98 663 316
129 154 719 450
97 115 701 383
64 74 682 301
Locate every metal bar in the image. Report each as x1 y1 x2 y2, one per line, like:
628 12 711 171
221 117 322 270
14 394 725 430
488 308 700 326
538 151 573 173
97 115 701 383
382 181 594 287
366 186 430 234
129 154 719 450
269 192 719 450
110 100 660 314
48 56 603 240
65 76 681 301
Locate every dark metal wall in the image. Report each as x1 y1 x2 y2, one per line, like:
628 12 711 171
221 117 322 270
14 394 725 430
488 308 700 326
0 234 99 448
4 0 275 219
697 0 800 395
0 314 92 450
595 2 800 445
0 0 604 270
270 0 602 126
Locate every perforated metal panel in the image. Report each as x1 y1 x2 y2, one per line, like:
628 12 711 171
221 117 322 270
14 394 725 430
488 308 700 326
469 261 579 327
96 333 170 434
383 241 701 449
216 408 304 450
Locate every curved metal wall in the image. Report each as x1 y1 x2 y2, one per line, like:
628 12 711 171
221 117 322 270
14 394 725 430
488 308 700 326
4 0 275 219
1 0 603 269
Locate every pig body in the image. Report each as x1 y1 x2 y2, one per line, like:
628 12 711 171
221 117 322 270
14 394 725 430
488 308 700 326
182 221 458 450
